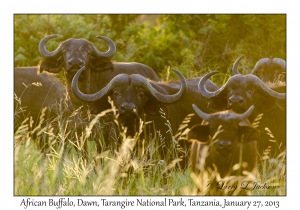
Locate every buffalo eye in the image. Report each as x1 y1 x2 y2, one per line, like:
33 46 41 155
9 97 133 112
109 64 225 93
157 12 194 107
86 51 91 56
113 90 121 98
137 91 145 99
247 89 256 94
228 89 233 95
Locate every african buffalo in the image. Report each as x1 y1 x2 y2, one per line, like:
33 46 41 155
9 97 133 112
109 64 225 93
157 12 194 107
14 67 71 133
198 56 286 157
72 67 219 167
250 57 286 83
71 67 185 158
188 105 259 178
38 35 160 112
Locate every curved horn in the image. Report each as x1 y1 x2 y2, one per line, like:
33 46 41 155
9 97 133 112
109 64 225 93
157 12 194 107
130 68 187 104
251 58 271 74
198 71 227 98
232 55 244 75
192 104 254 122
249 74 286 100
71 66 128 102
92 36 116 58
38 34 62 58
192 104 212 121
273 58 286 70
234 105 254 121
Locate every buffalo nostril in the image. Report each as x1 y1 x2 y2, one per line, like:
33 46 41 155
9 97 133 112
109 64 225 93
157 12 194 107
131 105 136 112
120 104 126 112
229 96 244 105
120 103 136 114
68 59 84 66
227 141 232 148
218 140 232 149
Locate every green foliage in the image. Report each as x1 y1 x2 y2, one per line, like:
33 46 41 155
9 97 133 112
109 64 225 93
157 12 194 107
14 14 286 85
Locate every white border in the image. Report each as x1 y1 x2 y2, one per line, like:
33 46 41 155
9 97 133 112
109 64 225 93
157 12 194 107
3 0 299 209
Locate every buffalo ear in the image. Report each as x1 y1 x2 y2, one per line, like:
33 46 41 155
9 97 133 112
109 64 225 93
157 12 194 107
144 100 167 117
237 125 260 143
91 57 114 72
38 57 63 73
187 124 211 143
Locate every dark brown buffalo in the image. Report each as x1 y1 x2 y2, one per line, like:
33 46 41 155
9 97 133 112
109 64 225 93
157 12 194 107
14 67 71 132
250 57 286 83
188 105 259 178
198 56 286 157
38 35 160 112
72 67 219 167
71 67 185 158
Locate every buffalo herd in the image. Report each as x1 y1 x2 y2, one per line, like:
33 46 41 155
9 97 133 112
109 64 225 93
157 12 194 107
14 35 286 178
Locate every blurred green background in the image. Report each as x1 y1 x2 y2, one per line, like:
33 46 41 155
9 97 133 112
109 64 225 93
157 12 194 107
14 14 286 84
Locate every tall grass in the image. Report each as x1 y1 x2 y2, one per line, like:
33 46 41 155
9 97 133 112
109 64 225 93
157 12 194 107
14 98 286 196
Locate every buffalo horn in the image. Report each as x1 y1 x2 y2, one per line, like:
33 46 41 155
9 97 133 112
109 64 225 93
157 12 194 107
72 67 187 104
198 71 226 98
199 72 286 100
234 57 286 100
252 58 286 74
38 34 62 58
192 104 212 121
71 66 129 102
249 74 286 100
273 58 286 70
234 105 254 121
251 58 270 74
232 55 244 75
192 104 254 122
130 68 187 104
93 36 116 58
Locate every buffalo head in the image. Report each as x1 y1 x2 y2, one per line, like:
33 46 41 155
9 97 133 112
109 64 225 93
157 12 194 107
198 56 286 117
188 105 259 176
39 35 116 73
250 57 286 83
38 35 116 106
